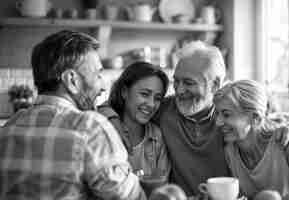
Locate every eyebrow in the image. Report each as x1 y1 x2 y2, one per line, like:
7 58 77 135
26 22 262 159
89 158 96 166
173 76 197 82
139 88 163 94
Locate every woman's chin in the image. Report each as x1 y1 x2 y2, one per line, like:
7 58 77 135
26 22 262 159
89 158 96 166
136 115 151 125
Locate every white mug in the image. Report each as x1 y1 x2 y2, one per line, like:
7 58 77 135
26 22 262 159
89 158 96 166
84 8 97 19
134 4 155 22
16 0 52 18
198 177 239 200
103 5 119 20
126 4 156 22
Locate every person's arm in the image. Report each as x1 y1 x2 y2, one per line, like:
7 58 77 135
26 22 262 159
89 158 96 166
284 136 289 165
258 125 289 165
259 123 289 148
83 112 147 200
273 126 289 149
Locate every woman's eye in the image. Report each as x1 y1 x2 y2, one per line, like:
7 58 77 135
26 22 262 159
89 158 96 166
223 112 231 118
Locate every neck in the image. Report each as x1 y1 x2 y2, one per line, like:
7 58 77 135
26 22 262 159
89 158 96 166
237 129 266 169
123 115 145 146
40 90 76 104
190 104 214 119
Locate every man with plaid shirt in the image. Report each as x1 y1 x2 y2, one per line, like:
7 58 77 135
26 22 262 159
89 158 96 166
0 30 146 200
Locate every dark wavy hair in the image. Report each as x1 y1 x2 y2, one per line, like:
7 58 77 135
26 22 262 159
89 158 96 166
31 30 99 94
108 61 169 118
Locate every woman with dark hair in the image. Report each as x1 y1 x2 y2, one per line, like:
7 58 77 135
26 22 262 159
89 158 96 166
99 61 171 184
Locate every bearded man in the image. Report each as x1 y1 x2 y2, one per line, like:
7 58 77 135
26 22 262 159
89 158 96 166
154 41 289 196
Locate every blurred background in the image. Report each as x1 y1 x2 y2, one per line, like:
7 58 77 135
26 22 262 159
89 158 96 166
0 0 287 119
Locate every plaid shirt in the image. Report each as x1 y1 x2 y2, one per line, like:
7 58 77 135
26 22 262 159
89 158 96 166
0 95 146 200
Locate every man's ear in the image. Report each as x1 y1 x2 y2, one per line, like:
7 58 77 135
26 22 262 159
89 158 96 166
211 77 221 93
61 69 80 94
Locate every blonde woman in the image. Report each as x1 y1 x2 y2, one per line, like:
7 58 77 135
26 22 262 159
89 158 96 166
213 79 289 199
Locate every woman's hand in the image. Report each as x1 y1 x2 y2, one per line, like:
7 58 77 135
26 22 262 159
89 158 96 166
275 126 289 150
274 126 289 165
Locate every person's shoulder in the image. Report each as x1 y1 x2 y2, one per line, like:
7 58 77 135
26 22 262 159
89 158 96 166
77 110 128 160
159 96 175 112
78 110 112 127
74 110 118 138
147 122 166 143
148 122 162 135
97 102 119 119
153 96 176 124
163 96 174 105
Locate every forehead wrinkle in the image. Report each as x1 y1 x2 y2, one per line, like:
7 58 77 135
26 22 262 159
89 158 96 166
175 55 212 80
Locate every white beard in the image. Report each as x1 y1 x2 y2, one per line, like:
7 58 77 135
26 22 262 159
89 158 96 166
175 96 212 117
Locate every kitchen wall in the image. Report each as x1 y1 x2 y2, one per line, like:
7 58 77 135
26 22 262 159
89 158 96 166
0 0 258 116
219 0 256 81
0 0 198 116
0 0 194 68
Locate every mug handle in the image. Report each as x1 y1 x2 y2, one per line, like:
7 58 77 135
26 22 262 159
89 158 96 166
15 0 22 12
198 183 209 194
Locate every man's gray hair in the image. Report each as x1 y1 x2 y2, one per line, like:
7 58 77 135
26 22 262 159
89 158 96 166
176 40 226 85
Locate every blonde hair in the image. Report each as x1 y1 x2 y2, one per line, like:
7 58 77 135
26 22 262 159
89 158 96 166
176 40 226 85
213 79 268 118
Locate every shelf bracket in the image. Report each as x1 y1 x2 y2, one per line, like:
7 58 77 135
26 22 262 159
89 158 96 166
89 25 112 59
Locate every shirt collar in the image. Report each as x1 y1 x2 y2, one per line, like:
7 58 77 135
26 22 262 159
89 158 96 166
34 95 79 111
145 123 158 141
123 122 158 141
185 105 216 124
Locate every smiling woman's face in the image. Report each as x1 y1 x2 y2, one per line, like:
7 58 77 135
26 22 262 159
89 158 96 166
123 76 164 125
215 96 252 142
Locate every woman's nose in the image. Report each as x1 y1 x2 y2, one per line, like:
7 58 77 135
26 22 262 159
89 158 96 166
146 96 155 107
215 114 224 126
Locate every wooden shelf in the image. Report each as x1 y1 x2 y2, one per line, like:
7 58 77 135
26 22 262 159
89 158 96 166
0 17 224 32
0 17 224 58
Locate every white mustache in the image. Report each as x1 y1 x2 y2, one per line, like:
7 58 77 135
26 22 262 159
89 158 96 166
177 94 201 101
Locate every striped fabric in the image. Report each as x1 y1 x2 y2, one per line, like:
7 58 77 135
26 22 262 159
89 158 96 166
0 95 145 200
